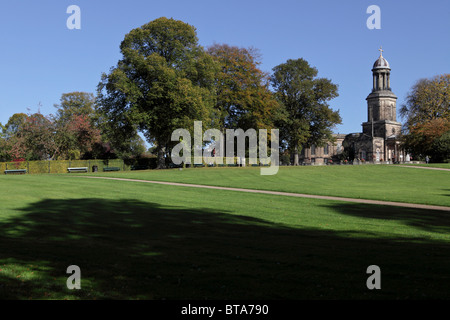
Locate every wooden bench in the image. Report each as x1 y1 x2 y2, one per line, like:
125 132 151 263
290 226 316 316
103 167 120 172
4 169 27 175
67 167 88 173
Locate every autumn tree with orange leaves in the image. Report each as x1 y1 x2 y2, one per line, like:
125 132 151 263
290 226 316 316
400 74 450 161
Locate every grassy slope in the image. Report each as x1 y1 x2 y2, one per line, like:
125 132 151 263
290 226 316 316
401 163 450 169
0 173 449 299
90 165 450 207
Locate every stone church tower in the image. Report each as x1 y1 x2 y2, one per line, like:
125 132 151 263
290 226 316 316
362 47 402 142
342 47 404 163
297 47 406 165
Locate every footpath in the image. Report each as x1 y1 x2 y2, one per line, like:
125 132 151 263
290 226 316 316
78 176 450 212
397 165 450 171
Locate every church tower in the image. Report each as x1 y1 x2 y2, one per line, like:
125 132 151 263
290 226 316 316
362 47 402 139
302 47 407 164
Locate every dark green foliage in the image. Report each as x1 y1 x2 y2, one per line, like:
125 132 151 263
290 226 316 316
430 130 450 162
271 58 342 165
207 44 282 131
97 17 218 168
53 92 96 125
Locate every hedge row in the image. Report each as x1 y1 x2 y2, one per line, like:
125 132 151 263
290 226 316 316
0 156 271 174
0 159 158 174
193 157 272 166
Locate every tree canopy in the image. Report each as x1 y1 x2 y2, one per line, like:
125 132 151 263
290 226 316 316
0 94 104 161
97 17 217 168
207 44 282 131
54 92 96 124
271 58 341 165
2 113 28 139
1 18 348 167
400 74 450 128
400 74 450 161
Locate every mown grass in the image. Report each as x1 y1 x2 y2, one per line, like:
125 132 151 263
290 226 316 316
89 165 450 207
401 163 450 169
0 172 449 300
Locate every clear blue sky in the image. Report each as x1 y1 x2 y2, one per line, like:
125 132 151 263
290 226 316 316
1 0 449 136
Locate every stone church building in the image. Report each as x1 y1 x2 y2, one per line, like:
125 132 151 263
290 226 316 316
300 48 407 165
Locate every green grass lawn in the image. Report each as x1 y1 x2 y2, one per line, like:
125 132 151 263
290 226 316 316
90 165 450 207
401 163 450 169
0 167 449 300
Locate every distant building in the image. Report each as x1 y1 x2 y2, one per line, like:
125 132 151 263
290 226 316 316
300 48 407 165
299 134 346 165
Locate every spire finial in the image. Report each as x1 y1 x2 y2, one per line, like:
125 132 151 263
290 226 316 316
379 46 384 57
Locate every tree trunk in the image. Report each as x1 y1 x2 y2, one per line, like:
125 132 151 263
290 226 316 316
157 143 166 169
293 144 299 166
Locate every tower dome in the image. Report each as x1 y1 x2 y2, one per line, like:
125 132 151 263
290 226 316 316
369 47 393 92
372 47 390 70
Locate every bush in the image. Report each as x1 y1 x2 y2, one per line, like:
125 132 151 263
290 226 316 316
430 131 450 162
68 149 81 160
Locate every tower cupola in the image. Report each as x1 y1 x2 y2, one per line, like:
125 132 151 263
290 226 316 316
371 47 391 91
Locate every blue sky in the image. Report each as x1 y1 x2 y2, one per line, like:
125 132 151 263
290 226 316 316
0 0 449 137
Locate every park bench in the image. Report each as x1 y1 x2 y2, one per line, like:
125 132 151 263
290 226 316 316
67 167 88 173
4 169 27 175
103 167 120 172
193 164 205 168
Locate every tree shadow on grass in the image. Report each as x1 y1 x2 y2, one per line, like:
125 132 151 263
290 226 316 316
320 202 450 234
0 198 449 300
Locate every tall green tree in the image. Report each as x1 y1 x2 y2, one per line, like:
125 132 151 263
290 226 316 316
97 17 217 168
2 113 28 139
54 92 96 125
207 44 282 130
0 122 9 161
52 92 102 159
271 58 341 165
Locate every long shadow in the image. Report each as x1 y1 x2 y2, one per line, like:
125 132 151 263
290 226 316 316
0 198 449 300
320 202 450 234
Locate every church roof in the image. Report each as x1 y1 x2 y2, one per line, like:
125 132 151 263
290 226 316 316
373 47 390 70
373 56 390 69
